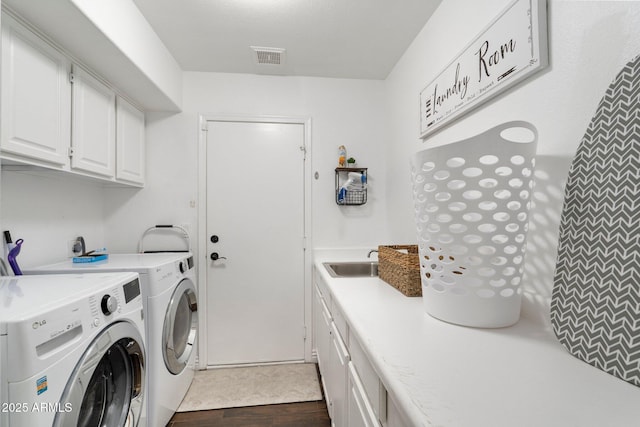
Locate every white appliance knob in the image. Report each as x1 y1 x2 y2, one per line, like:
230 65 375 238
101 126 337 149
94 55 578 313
101 295 118 315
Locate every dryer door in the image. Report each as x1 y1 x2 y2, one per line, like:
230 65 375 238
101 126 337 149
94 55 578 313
53 321 145 427
163 277 198 374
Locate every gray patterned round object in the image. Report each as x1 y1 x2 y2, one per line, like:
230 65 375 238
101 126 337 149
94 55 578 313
551 54 640 387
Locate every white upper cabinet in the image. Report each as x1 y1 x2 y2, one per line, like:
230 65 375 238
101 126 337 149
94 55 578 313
71 65 116 178
3 0 182 112
1 13 71 167
116 96 145 186
0 11 146 187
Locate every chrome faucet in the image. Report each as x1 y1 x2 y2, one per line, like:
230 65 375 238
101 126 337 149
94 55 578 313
367 249 378 258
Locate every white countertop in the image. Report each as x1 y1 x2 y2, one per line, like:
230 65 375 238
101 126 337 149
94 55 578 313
314 251 640 427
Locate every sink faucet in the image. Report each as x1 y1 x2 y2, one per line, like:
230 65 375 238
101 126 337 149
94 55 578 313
367 249 378 258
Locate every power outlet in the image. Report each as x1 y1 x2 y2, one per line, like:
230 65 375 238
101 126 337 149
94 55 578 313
67 240 78 258
67 238 84 258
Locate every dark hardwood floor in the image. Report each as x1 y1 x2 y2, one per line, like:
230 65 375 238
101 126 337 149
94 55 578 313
166 400 331 427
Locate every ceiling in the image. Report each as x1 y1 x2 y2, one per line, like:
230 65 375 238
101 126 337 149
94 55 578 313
132 0 442 80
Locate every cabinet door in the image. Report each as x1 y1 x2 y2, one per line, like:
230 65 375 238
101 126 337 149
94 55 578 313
116 96 145 185
350 335 386 423
315 284 333 420
1 14 71 167
328 321 349 427
386 396 409 427
348 362 380 427
70 65 116 177
316 285 332 375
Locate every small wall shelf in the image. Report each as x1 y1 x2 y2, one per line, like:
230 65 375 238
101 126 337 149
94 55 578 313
335 167 368 205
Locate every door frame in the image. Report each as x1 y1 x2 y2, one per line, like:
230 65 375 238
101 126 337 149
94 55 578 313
197 114 313 369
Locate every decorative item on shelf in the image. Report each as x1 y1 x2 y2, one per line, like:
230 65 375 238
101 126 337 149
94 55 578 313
338 145 347 167
412 121 538 328
347 157 357 168
72 247 109 263
378 245 422 297
335 167 367 205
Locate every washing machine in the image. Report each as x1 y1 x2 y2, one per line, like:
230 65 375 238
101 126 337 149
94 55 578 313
26 253 198 427
0 272 146 427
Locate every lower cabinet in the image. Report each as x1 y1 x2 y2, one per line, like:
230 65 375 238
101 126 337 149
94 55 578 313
348 334 386 424
315 273 391 427
315 282 349 426
314 284 332 410
314 285 330 375
347 362 379 427
385 396 409 427
327 321 349 427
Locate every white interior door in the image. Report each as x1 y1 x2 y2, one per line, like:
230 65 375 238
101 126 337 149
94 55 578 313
205 120 306 366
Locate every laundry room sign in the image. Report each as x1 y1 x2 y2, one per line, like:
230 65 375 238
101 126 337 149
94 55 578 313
419 0 548 139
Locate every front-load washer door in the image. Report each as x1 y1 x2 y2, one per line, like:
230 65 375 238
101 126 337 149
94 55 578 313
163 278 198 375
53 321 145 427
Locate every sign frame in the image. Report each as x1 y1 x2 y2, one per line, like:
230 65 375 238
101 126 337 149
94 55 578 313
419 0 548 139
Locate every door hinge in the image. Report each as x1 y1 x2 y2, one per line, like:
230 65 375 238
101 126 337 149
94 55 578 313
303 325 307 340
68 147 74 157
69 72 75 84
299 145 306 159
302 236 307 250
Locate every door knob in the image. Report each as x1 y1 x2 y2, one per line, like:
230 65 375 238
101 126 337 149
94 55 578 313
210 235 219 243
210 252 227 261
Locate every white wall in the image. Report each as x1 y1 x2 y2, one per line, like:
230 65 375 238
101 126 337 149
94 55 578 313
0 170 106 267
103 111 198 253
385 0 640 324
102 72 390 260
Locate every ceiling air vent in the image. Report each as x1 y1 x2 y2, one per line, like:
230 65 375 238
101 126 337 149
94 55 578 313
251 46 286 66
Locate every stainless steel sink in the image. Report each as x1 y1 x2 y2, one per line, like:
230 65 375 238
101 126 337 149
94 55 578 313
323 261 379 278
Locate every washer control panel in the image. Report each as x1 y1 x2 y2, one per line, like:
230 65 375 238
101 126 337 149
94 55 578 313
178 256 194 274
101 295 118 315
89 277 141 328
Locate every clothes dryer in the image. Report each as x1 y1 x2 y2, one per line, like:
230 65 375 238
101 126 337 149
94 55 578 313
26 253 198 427
0 272 145 427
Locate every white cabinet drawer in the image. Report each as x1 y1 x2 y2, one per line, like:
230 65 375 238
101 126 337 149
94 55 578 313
332 300 348 343
314 268 331 304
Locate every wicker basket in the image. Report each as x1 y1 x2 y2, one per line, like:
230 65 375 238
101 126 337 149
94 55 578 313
378 245 422 297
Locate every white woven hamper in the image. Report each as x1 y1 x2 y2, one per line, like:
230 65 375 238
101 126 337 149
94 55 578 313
412 121 538 327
